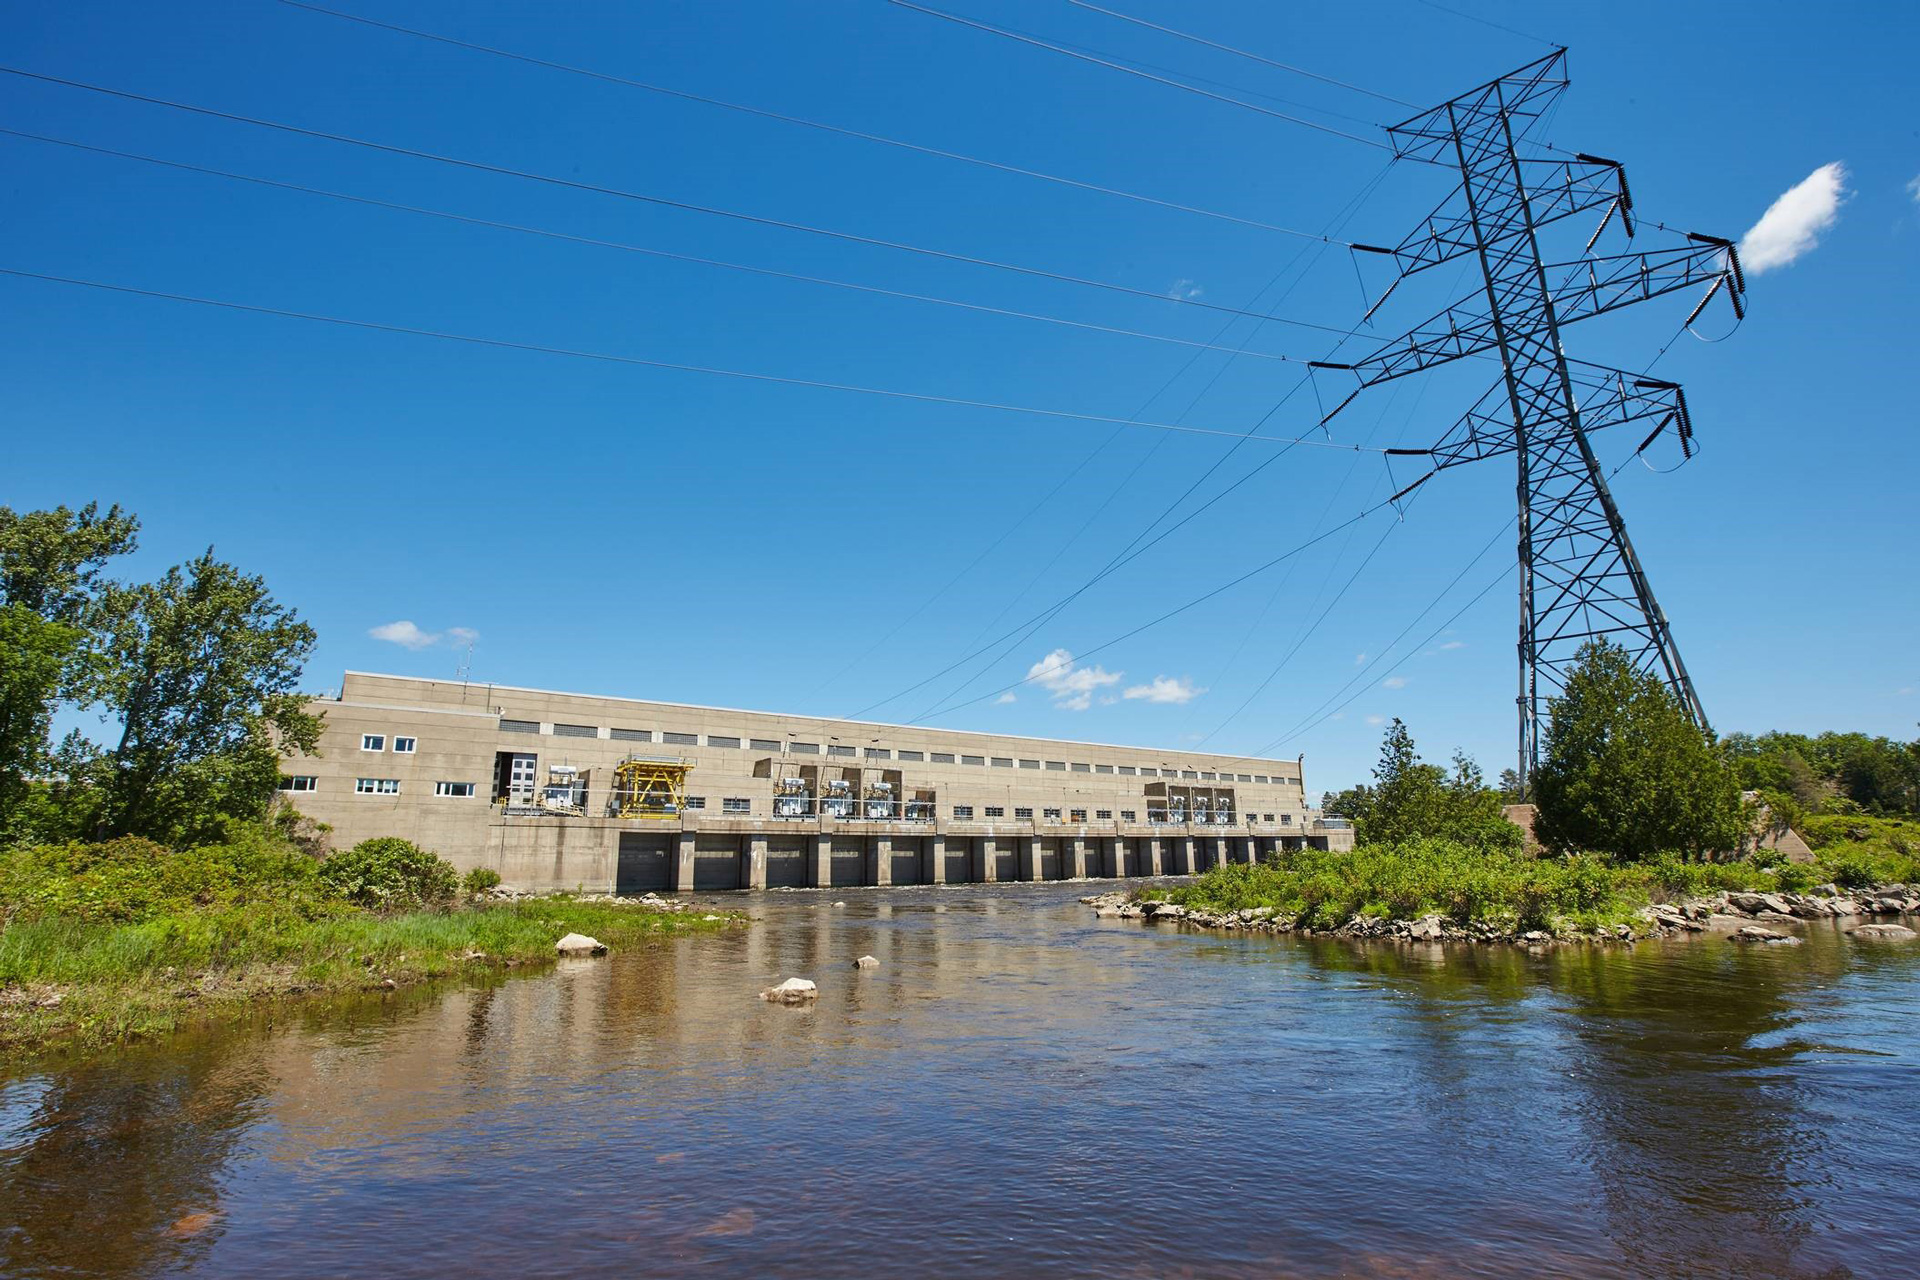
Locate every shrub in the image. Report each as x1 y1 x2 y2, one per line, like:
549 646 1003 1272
0 831 323 925
462 867 502 896
317 838 458 910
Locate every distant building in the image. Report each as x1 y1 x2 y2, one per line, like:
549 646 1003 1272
281 672 1354 893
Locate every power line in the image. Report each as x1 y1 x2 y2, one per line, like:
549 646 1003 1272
1407 0 1560 51
275 0 1338 243
1065 1 1415 107
0 266 1398 451
883 1 1394 150
0 129 1304 366
0 65 1365 341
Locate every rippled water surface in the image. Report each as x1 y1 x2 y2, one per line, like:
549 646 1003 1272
4 884 1918 1278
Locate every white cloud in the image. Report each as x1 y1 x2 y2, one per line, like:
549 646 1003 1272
1354 652 1367 666
1025 648 1121 712
1908 175 1920 205
1438 640 1465 651
1382 675 1409 689
369 620 477 651
1167 278 1204 300
994 691 1018 705
1740 162 1849 274
1365 714 1386 726
1123 675 1204 705
1899 686 1916 697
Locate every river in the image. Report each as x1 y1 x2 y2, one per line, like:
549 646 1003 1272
2 883 1916 1278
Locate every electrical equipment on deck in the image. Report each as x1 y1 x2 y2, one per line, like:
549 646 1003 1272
821 779 856 820
773 776 812 819
864 781 895 821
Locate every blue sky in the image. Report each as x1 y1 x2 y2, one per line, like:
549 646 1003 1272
5 0 1916 796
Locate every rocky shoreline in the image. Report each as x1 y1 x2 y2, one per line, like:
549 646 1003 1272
1081 883 1920 947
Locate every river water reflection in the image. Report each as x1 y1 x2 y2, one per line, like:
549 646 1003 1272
3 883 1917 1278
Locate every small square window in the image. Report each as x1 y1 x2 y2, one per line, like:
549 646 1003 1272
684 796 706 810
279 775 317 792
1043 807 1061 821
392 736 417 754
361 734 385 752
1264 813 1276 823
1070 808 1087 822
1095 809 1111 820
984 806 1005 818
1121 809 1137 821
1014 807 1033 820
722 797 751 814
435 781 475 797
953 805 974 819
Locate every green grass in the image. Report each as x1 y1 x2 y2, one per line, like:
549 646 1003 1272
0 898 736 1062
1142 835 1919 935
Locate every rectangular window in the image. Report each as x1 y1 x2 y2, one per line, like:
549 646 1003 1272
355 777 399 795
1070 762 1090 774
984 806 1005 818
1264 813 1276 823
1043 807 1062 821
1044 760 1065 772
279 775 317 792
708 735 741 749
1182 770 1199 779
662 731 698 746
1255 774 1270 784
1118 765 1136 776
1140 767 1158 777
392 736 417 754
1021 759 1042 770
933 752 957 764
1121 809 1137 821
791 741 820 754
962 754 985 766
1201 771 1216 780
897 749 924 762
1237 773 1252 782
1070 808 1087 822
552 723 596 739
499 718 538 734
684 796 706 810
827 744 856 757
991 757 1013 768
1014 807 1033 820
1094 763 1113 775
361 734 385 752
1096 809 1111 820
750 738 780 752
864 747 891 759
722 797 751 814
435 781 475 798
953 805 974 819
611 727 651 743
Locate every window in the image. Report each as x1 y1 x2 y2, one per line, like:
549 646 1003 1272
1121 809 1137 821
360 734 385 752
1070 808 1087 822
934 752 958 764
435 781 475 798
1095 763 1113 775
1282 814 1293 826
279 775 317 792
1237 773 1253 783
1096 809 1112 820
663 731 698 746
953 805 975 819
1201 771 1216 780
722 797 751 814
791 741 820 754
552 723 596 739
898 749 924 762
611 727 651 742
828 744 855 757
499 719 538 734
1045 760 1065 772
1118 766 1136 776
1020 759 1041 770
1255 775 1270 784
1140 767 1159 777
984 806 1005 818
962 754 985 766
709 735 741 749
1014 807 1033 820
750 738 780 752
864 747 890 759
991 757 1013 768
1043 807 1062 821
684 796 706 810
1182 770 1199 779
1070 762 1090 774
1263 813 1276 823
393 736 417 754
355 778 399 795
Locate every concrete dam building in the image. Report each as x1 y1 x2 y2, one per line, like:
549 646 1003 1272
282 672 1355 893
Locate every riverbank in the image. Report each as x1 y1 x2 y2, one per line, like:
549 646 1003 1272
1084 841 1920 945
0 893 740 1062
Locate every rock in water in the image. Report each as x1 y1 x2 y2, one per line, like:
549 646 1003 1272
760 977 819 1003
1733 926 1801 945
853 955 880 969
1408 915 1444 941
1850 924 1918 941
555 933 609 957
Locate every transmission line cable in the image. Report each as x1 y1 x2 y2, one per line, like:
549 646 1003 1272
0 66 1366 342
882 1 1394 150
1406 0 1560 50
1065 1 1415 107
275 0 1340 243
0 267 1399 451
0 129 1303 366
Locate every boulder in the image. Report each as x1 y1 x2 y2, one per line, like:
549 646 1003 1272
555 933 609 957
1408 915 1444 941
760 977 818 1003
1726 892 1769 915
1787 899 1832 920
852 955 880 969
1733 926 1801 945
1849 924 1918 941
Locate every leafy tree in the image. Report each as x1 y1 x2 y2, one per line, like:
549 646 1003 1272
0 504 138 831
86 550 321 844
1531 640 1746 861
1341 719 1521 853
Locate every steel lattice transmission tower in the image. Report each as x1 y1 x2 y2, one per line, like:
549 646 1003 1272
1313 50 1746 795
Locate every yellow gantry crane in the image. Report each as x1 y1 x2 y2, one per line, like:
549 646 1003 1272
609 756 692 819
